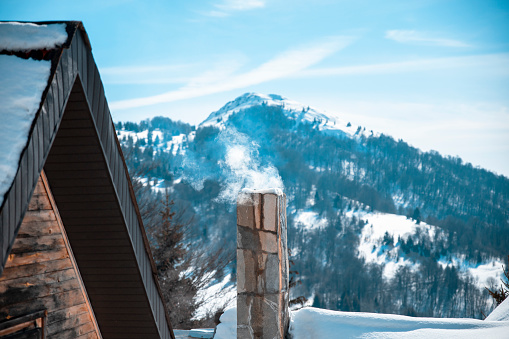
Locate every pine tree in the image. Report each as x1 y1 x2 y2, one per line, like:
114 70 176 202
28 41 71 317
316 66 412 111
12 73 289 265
486 257 509 306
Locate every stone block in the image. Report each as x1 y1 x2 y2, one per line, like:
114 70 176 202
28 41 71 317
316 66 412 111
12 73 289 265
237 293 252 324
237 249 257 293
263 194 277 232
265 253 280 294
237 326 254 339
237 193 260 228
260 231 277 253
262 293 281 339
237 225 260 251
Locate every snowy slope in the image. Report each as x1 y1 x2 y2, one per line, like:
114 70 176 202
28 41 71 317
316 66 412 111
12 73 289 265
200 92 374 137
351 210 504 287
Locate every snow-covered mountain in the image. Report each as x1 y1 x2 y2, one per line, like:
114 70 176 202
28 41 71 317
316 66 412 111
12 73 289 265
115 92 509 319
201 92 375 138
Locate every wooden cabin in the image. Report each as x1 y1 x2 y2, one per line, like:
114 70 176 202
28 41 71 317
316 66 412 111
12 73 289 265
0 21 175 338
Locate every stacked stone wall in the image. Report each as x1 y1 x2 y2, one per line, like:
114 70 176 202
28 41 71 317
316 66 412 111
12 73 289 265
237 191 289 339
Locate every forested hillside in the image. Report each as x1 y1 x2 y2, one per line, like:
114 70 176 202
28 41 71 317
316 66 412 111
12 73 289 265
115 93 509 319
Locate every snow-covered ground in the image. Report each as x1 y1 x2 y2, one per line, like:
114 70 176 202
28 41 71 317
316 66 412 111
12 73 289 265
214 303 509 339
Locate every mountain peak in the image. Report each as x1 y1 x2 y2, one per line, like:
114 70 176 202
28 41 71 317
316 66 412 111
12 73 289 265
200 92 373 138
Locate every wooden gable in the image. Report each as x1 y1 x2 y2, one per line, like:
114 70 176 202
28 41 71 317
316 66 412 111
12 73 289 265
0 22 174 339
1 173 100 338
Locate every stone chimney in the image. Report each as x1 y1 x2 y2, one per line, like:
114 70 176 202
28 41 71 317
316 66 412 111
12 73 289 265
236 189 289 339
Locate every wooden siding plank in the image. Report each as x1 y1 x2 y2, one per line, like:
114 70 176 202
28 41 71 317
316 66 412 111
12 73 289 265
17 221 61 237
5 247 69 267
50 136 98 147
36 120 43 173
99 332 158 339
27 137 35 199
11 234 65 254
56 61 65 115
0 288 84 319
44 161 104 171
14 174 22 236
74 260 137 269
49 128 97 138
55 201 119 211
1 202 7 270
58 118 94 129
38 169 108 179
0 258 72 282
28 194 52 211
0 276 79 308
42 102 50 147
76 331 100 339
20 152 29 224
86 50 95 107
48 320 95 338
68 232 128 240
80 274 141 283
58 216 123 226
47 86 55 134
46 194 116 203
49 186 113 196
46 303 88 324
78 32 85 84
83 280 145 289
22 210 56 223
47 177 111 188
67 245 134 255
64 100 89 113
60 48 70 99
37 168 108 181
71 34 78 75
47 312 93 336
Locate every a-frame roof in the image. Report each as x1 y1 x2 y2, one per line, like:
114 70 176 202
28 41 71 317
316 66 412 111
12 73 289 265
0 21 174 339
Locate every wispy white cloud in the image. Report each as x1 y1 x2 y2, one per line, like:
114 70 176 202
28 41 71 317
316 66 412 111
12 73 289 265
297 53 509 77
110 36 352 110
206 0 265 17
216 0 265 11
385 30 471 47
100 64 194 85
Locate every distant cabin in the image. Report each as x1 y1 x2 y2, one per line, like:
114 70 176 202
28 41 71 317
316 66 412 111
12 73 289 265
0 21 174 339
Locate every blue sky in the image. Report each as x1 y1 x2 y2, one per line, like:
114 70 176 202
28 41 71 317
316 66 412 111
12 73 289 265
2 0 509 176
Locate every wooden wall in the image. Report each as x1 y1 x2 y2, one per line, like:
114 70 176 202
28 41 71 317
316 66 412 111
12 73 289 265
0 174 101 338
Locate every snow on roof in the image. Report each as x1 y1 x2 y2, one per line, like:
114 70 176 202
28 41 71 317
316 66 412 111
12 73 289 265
0 22 68 206
0 22 67 51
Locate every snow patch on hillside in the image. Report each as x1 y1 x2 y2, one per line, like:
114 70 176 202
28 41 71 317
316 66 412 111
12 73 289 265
438 256 505 289
352 211 437 280
294 210 328 231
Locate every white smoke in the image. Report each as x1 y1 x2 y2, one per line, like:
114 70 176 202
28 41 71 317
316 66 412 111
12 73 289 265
216 128 283 203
